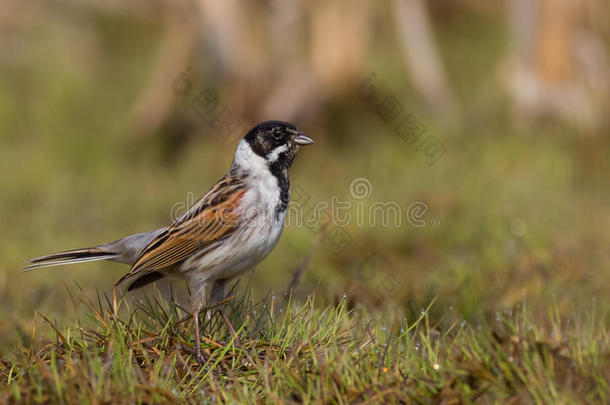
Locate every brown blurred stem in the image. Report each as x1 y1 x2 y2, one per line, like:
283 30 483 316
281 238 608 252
392 0 457 117
286 222 328 292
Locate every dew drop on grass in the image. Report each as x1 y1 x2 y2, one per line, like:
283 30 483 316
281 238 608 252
433 363 440 370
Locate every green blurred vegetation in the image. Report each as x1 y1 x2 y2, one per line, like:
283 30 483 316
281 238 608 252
0 2 609 400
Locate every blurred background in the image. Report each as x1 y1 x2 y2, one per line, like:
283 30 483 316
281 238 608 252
1 0 609 344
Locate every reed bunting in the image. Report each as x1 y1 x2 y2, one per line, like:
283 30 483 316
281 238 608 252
24 120 313 363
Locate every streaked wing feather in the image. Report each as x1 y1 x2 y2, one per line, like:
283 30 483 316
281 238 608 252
116 175 247 286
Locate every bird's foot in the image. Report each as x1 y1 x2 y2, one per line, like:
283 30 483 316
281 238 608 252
194 345 206 367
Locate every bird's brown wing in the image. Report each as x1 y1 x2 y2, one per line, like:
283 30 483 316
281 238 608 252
116 174 248 289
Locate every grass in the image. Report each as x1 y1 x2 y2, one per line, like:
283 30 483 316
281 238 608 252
1 282 608 403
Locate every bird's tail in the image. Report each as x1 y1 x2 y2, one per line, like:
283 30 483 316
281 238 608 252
22 247 120 271
22 229 166 272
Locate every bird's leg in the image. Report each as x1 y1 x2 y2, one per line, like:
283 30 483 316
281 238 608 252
191 306 205 366
190 283 207 367
210 278 242 347
218 307 242 347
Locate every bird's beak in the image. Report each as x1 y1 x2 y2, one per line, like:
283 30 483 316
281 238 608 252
294 133 314 146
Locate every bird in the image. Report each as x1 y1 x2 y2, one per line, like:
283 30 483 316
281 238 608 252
23 120 313 363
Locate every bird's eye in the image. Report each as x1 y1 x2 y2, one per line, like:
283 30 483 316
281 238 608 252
272 131 282 139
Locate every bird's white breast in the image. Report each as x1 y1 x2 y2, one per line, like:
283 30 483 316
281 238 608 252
184 140 287 282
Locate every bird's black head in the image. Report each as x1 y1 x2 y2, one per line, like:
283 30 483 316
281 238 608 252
243 120 313 169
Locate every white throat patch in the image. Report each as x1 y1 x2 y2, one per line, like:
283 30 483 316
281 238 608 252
266 144 288 164
231 140 282 219
232 140 268 174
